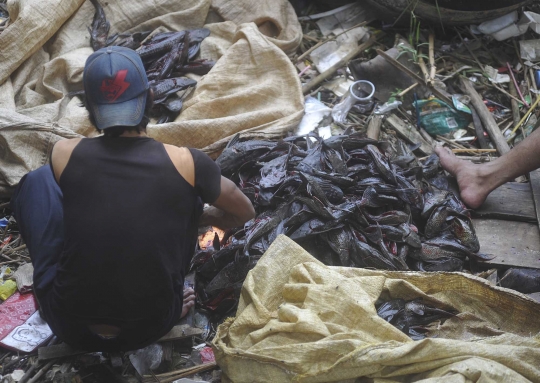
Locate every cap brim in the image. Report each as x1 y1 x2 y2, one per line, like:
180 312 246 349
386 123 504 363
90 92 147 130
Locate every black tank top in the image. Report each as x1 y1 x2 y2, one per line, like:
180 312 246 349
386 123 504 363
52 136 221 330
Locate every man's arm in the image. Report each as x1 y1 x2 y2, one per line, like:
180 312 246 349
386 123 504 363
199 176 255 229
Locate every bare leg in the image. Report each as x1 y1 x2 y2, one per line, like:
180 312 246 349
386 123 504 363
434 127 540 209
181 288 196 319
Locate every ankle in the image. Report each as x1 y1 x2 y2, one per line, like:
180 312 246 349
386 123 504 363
478 162 506 191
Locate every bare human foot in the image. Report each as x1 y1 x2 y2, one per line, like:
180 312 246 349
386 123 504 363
181 287 196 319
434 145 493 209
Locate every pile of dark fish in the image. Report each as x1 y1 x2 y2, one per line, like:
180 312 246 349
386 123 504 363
377 298 456 340
191 131 492 319
87 0 215 123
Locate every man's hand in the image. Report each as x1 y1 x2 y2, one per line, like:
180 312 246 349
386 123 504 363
199 177 255 229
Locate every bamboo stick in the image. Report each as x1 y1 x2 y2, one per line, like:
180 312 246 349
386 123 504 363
459 77 511 156
428 31 436 83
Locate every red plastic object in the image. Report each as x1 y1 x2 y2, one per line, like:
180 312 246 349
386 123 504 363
0 292 37 340
200 347 215 363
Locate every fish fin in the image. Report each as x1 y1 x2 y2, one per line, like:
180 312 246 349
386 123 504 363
226 133 241 149
469 252 495 261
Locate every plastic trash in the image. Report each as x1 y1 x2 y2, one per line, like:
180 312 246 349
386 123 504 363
520 40 540 62
296 97 332 136
0 281 17 301
332 80 375 123
413 98 471 136
0 218 8 228
374 100 402 115
477 12 518 35
200 347 215 363
310 27 368 73
129 344 163 376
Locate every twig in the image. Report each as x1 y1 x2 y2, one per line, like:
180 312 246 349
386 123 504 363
436 135 467 149
508 96 540 138
451 149 497 153
0 202 10 209
27 360 56 383
508 78 522 128
397 82 419 97
489 83 524 106
297 21 371 62
507 62 529 108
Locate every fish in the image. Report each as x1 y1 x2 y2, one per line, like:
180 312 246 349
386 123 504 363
216 135 277 178
378 298 457 340
259 151 290 189
414 257 464 272
325 228 352 266
89 0 110 51
452 216 480 252
111 31 152 50
366 144 396 184
500 268 540 294
299 172 332 206
365 211 409 226
174 59 216 76
156 33 188 81
151 77 197 102
137 31 187 60
243 204 289 254
425 206 450 239
425 236 493 261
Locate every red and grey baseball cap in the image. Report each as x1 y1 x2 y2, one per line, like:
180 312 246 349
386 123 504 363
83 46 149 130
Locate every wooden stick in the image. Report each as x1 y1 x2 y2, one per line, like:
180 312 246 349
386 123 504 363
397 82 419 97
436 135 468 149
418 55 430 83
376 49 452 105
143 363 217 383
428 31 436 82
302 35 377 95
451 149 497 153
297 21 370 62
459 77 510 156
508 79 522 128
367 115 383 140
507 62 529 107
27 360 56 383
470 106 489 149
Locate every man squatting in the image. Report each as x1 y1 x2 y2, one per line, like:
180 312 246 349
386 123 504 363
10 46 255 351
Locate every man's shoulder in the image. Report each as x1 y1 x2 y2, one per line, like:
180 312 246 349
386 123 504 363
53 137 84 154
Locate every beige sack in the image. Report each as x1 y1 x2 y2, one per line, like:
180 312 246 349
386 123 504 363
0 0 304 197
213 235 540 383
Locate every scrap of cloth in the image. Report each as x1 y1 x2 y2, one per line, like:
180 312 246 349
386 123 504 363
0 0 304 197
213 235 540 383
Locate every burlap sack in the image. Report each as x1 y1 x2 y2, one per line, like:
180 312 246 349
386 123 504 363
0 0 304 197
213 235 540 383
